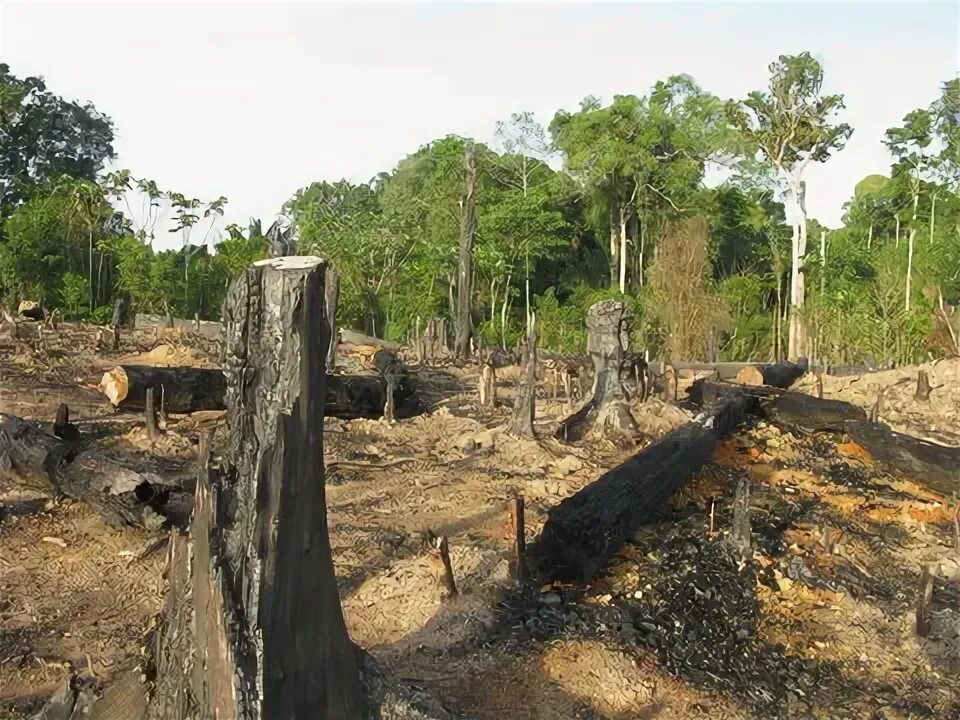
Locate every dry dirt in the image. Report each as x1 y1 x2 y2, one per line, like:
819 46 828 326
1 324 958 719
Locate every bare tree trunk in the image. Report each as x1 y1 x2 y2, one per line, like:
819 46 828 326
930 192 937 244
618 206 628 294
638 217 645 287
500 270 511 348
906 188 918 313
454 145 477 358
895 214 901 248
609 208 619 289
787 177 808 360
867 222 873 250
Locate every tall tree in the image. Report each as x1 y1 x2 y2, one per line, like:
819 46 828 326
729 52 852 359
0 64 114 224
454 143 477 357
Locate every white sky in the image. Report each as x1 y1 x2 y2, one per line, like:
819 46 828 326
2 1 958 249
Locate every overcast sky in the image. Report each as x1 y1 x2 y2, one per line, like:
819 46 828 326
2 1 958 249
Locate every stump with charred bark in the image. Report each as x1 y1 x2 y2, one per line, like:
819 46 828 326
150 256 367 719
509 327 537 437
915 370 932 402
556 300 636 441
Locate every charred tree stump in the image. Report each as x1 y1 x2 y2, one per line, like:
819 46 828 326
145 387 160 438
533 392 753 583
556 300 636 441
870 386 886 423
509 324 537 437
52 403 80 442
152 256 367 718
916 564 935 637
325 266 340 373
508 496 529 583
731 479 751 558
915 370 932 402
479 362 496 408
432 535 458 600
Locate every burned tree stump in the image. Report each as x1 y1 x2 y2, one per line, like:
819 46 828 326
52 403 80 442
915 370 932 402
556 300 636 441
479 362 496 408
509 496 528 583
509 325 537 437
731 479 751 558
150 256 367 718
145 387 160 438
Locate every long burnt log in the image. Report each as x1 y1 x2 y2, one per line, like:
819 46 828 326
99 364 414 419
647 358 809 387
532 392 754 584
690 380 958 496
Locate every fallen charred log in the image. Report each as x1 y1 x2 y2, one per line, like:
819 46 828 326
532 392 754 584
0 413 190 529
689 380 959 497
844 420 960 496
99 363 416 419
99 365 227 413
647 358 808 388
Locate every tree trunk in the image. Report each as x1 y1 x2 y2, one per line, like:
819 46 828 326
930 192 937 244
638 217 645 287
868 222 873 250
618 206 628 294
454 146 477 358
609 208 619 288
906 188 918 313
787 177 808 361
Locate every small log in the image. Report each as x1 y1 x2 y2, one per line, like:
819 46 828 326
145 387 160 438
915 370 932 402
18 300 44 321
532 391 753 583
99 365 227 414
436 535 458 599
509 326 537 437
509 496 528 583
916 564 935 637
52 403 80 442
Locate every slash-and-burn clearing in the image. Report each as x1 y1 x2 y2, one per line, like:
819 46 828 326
1 315 958 720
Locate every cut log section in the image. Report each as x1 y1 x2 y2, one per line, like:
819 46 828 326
98 363 416 419
99 365 227 414
532 392 753 584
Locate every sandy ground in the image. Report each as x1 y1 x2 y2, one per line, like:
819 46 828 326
1 323 958 719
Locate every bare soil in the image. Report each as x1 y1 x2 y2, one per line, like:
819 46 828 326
1 324 958 719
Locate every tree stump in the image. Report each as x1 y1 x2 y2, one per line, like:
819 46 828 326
149 256 367 718
509 323 537 437
731 478 751 558
557 300 636 441
915 370 932 402
145 387 160 439
479 362 496 408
